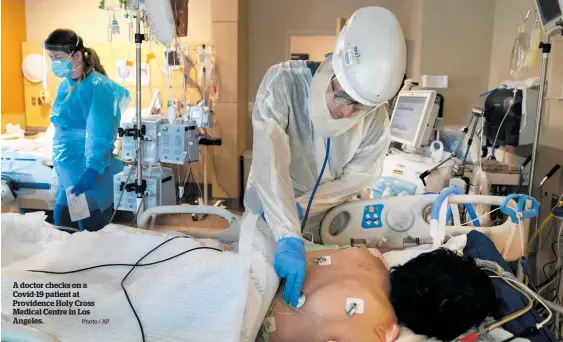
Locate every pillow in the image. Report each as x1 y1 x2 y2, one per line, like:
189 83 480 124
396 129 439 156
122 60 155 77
383 234 467 269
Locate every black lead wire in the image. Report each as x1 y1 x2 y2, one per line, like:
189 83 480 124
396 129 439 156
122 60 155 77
27 235 223 342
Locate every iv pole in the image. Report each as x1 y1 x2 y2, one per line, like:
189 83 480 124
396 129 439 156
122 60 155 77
528 22 563 196
134 8 146 218
528 21 562 283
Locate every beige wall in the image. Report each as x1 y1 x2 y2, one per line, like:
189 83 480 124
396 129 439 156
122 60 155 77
289 35 336 62
25 0 211 43
394 0 423 80
208 0 248 198
247 0 416 101
418 0 495 126
247 0 495 127
489 0 563 150
540 93 563 149
488 0 541 89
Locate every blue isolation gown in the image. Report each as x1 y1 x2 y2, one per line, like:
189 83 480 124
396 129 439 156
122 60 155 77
51 71 131 212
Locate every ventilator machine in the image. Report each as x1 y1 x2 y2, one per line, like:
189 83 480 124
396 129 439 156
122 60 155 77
375 84 452 197
389 89 440 149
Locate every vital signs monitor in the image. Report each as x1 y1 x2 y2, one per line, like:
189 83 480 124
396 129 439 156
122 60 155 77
535 0 563 32
389 90 438 148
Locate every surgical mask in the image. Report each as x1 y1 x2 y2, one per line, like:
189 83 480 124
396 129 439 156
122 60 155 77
51 60 74 78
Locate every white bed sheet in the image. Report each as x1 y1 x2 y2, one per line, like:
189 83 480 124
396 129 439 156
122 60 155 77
1 212 279 342
1 125 54 161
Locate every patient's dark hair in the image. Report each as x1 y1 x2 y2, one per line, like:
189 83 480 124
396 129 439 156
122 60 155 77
389 248 497 341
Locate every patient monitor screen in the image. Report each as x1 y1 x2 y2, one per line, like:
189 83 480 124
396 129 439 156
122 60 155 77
390 96 428 143
537 0 562 24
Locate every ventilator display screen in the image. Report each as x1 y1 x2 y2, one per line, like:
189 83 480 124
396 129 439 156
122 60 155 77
390 96 428 143
537 0 562 24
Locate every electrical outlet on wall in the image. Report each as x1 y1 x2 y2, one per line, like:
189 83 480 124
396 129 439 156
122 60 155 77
421 75 448 89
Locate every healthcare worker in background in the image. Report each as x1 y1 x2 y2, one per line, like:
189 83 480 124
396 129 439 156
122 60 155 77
245 7 406 307
44 29 131 231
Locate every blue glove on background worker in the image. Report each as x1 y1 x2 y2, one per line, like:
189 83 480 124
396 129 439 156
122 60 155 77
274 236 306 307
71 168 98 195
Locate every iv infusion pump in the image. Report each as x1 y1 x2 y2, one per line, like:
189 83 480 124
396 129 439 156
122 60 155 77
115 116 200 212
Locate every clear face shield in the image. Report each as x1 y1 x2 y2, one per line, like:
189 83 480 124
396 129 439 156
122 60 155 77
325 53 364 107
43 40 82 80
309 58 382 137
329 76 362 106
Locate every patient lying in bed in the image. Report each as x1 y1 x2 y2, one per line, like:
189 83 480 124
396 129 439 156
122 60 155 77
264 246 496 342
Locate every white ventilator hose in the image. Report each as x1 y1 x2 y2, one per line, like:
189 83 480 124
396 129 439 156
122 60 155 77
437 196 449 246
502 224 517 260
501 209 520 260
451 204 461 226
434 194 520 251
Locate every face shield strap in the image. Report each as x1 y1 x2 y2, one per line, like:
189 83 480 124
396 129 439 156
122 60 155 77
43 37 81 56
43 36 83 81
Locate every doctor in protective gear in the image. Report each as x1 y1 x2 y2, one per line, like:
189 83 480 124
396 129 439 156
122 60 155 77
245 7 407 307
44 29 131 231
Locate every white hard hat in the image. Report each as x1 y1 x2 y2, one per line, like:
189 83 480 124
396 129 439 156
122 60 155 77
332 7 407 106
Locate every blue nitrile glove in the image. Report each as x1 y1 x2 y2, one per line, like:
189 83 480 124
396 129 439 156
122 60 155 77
259 202 303 222
274 236 306 307
71 168 99 195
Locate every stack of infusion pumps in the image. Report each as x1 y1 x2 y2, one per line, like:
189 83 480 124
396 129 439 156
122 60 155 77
115 115 200 212
113 165 176 212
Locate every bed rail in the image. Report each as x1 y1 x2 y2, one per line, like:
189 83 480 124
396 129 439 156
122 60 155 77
136 204 242 242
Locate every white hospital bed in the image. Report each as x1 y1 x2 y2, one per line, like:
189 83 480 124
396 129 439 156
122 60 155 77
1 209 278 342
319 194 529 262
0 124 123 212
1 128 55 210
0 195 542 342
